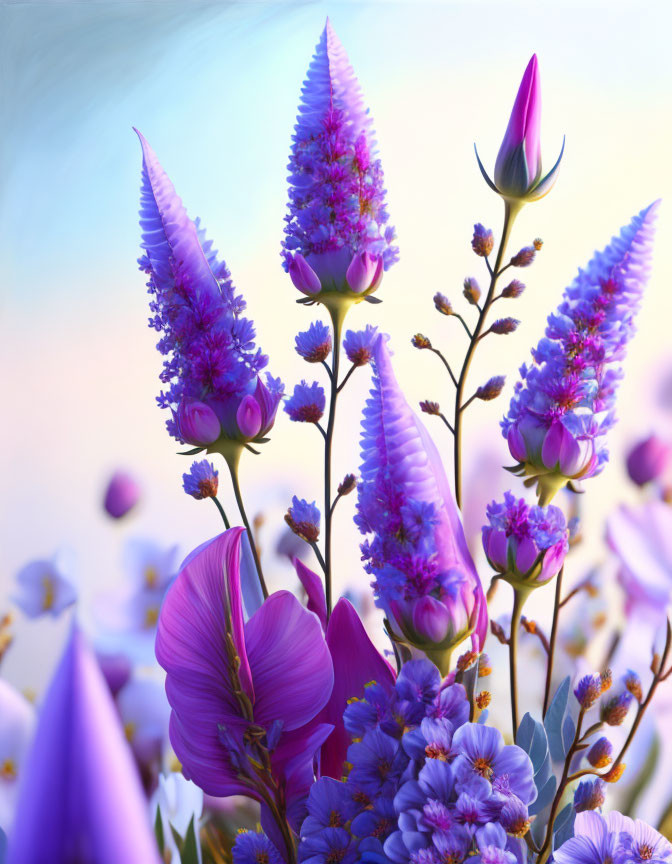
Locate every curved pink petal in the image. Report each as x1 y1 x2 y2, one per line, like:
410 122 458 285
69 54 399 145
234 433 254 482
320 598 395 779
245 591 333 732
294 557 327 630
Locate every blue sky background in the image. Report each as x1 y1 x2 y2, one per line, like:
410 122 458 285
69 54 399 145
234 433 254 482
2 0 672 704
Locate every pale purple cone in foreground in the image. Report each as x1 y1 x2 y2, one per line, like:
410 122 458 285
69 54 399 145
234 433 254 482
607 501 672 623
626 434 671 486
8 626 160 864
0 679 35 834
103 470 140 519
155 528 334 810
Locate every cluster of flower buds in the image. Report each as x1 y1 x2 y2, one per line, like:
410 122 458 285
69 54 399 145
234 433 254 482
482 491 569 590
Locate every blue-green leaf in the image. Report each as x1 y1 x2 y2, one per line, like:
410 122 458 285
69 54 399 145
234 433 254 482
545 676 571 762
154 806 165 855
529 773 556 816
553 802 576 849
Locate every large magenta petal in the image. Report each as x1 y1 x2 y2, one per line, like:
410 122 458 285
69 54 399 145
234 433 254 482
320 598 395 779
245 591 333 732
156 529 256 795
9 627 160 864
294 557 327 631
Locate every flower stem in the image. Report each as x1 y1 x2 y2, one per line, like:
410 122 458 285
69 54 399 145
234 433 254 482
323 301 349 619
542 566 564 717
212 496 230 529
509 586 528 738
224 450 268 600
453 199 521 508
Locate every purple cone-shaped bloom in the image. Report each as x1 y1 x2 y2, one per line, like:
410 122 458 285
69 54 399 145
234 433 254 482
282 20 397 294
626 434 671 486
476 55 563 202
135 129 282 445
103 470 140 519
502 202 660 502
482 491 568 587
356 335 487 671
155 528 334 832
607 500 672 623
8 626 161 864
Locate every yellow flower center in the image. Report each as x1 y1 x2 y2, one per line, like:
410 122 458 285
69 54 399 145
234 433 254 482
473 757 493 779
144 566 159 589
1 759 16 780
42 577 55 611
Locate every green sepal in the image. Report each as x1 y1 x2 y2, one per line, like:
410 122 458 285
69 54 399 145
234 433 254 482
177 447 206 456
154 805 165 854
363 295 383 304
179 817 200 864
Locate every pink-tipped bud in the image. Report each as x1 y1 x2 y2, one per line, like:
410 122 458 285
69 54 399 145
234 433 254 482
412 596 451 644
177 400 221 446
495 55 542 196
346 252 383 294
288 253 322 295
236 395 262 439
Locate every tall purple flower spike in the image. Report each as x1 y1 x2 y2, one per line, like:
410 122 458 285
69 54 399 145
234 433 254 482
282 20 398 294
155 528 334 844
476 54 564 203
503 201 660 502
356 335 487 672
8 626 161 864
135 129 282 445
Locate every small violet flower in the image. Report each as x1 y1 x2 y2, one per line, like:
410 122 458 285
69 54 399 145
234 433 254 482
482 491 568 588
282 20 397 297
285 381 326 423
343 326 380 367
286 497 321 543
554 810 672 864
182 460 219 500
626 434 671 487
13 552 77 619
295 322 332 363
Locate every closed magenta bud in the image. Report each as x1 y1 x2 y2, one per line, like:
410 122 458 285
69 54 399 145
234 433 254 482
626 434 671 486
346 251 383 294
236 394 263 439
103 471 140 519
288 253 322 295
177 400 221 446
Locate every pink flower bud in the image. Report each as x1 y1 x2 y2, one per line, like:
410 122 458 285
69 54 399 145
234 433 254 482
177 400 221 446
411 596 451 644
495 55 542 196
626 434 671 486
236 395 262 439
345 252 383 294
103 471 140 519
288 253 322 295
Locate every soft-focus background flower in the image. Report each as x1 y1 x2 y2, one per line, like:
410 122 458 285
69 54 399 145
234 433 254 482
1 0 671 745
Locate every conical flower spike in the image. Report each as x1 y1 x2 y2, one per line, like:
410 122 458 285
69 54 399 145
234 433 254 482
356 335 487 672
8 626 161 864
502 201 660 502
135 130 282 446
282 20 398 299
475 55 564 203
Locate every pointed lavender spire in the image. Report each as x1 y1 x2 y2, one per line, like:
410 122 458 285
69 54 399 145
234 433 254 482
282 20 398 295
503 201 660 502
135 130 283 445
8 626 161 864
356 336 486 671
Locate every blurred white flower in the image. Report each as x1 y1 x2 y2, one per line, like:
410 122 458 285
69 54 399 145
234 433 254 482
0 679 35 833
150 771 203 863
12 551 77 619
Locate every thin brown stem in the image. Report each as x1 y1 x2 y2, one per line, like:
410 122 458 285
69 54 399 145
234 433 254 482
543 567 564 717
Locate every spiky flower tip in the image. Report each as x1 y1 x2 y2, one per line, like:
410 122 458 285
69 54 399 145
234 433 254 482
355 335 486 669
135 130 283 446
282 20 398 299
286 496 321 543
502 202 660 500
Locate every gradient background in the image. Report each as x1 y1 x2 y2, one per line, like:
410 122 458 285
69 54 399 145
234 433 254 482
2 0 672 702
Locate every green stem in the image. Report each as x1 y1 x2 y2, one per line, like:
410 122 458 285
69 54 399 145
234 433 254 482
225 449 268 599
509 586 528 738
212 496 230 529
323 302 348 619
543 566 564 717
453 199 521 508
